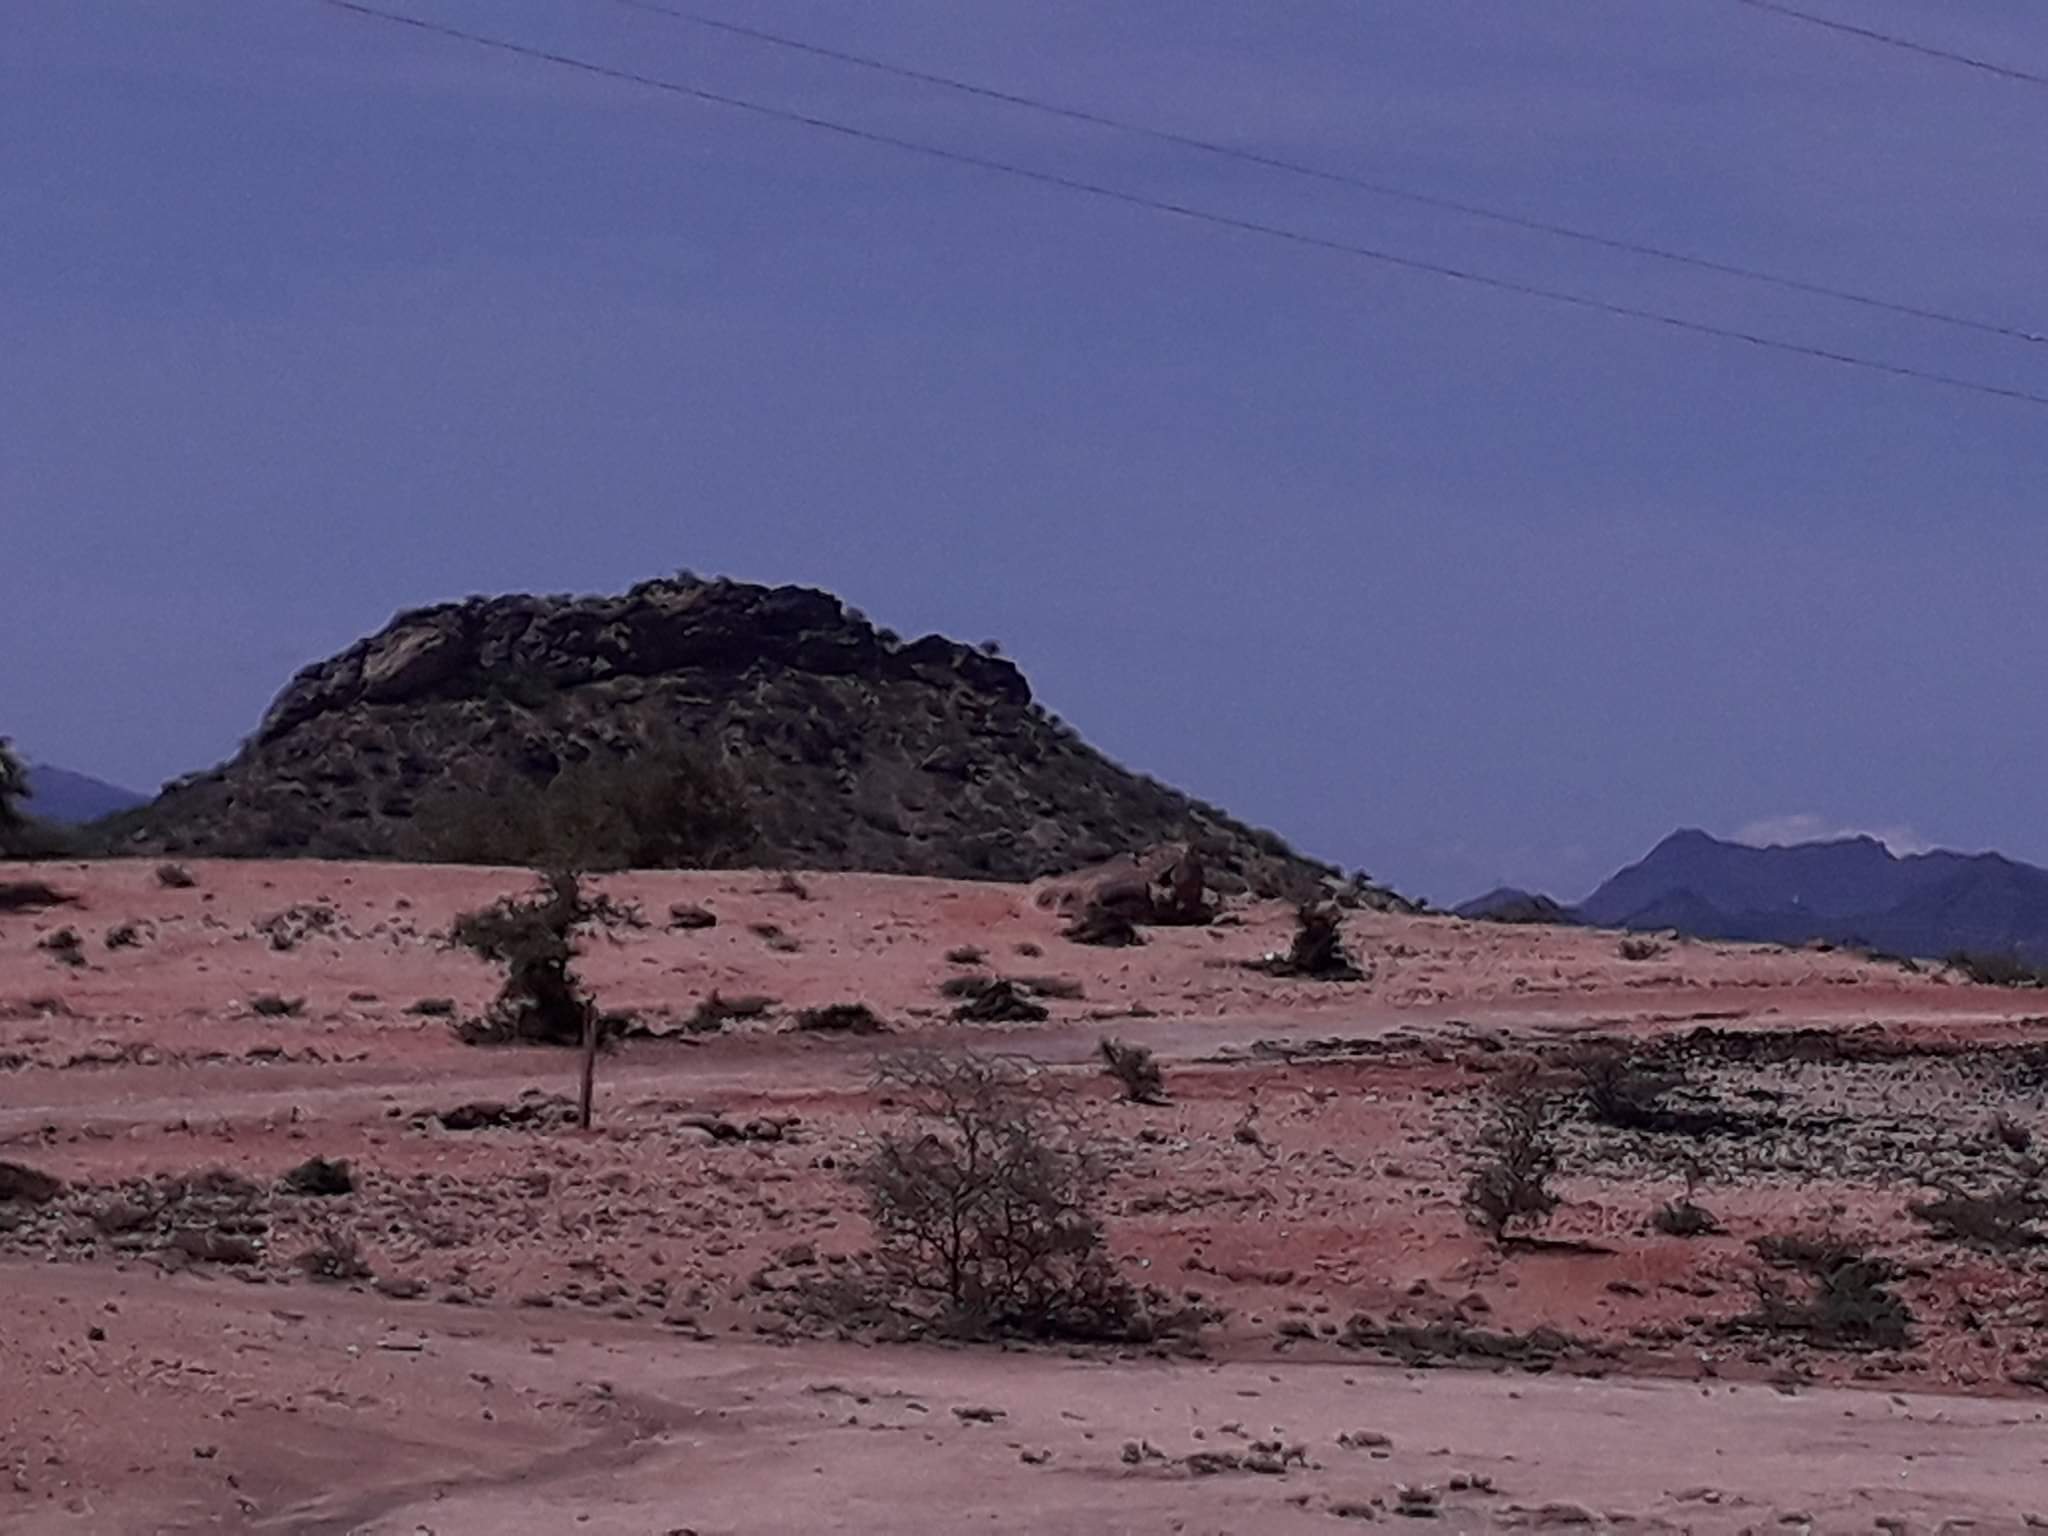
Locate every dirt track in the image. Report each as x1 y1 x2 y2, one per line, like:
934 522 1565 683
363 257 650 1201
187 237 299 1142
5 860 2048 1532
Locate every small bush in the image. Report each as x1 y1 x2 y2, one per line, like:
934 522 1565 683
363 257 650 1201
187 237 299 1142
771 872 812 900
1575 1047 1675 1124
1099 1038 1166 1104
249 993 305 1018
950 977 1049 1024
0 881 77 914
406 996 456 1017
853 1051 1137 1339
945 945 987 966
280 1156 355 1197
1745 1237 1911 1351
1464 1072 1559 1245
155 862 197 889
1249 902 1364 980
667 902 717 931
1652 1198 1722 1238
0 1160 64 1205
1909 1185 2046 1251
1948 950 2048 988
37 928 85 967
794 1002 888 1035
296 1227 373 1283
1618 936 1667 962
104 922 144 950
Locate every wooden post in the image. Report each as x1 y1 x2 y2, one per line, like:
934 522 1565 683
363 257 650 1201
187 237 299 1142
577 1004 597 1130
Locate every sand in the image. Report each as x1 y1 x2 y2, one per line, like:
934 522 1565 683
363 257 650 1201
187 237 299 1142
4 859 2045 1532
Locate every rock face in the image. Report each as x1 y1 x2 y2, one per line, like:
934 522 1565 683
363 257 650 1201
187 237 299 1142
107 577 1332 892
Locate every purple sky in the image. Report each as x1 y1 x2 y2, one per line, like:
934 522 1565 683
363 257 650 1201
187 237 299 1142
6 1 2047 903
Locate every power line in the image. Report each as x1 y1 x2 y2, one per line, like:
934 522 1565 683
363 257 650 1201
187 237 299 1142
611 0 2045 349
1728 0 2048 89
315 0 2048 413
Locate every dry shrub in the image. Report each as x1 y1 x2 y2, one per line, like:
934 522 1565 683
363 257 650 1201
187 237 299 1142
1652 1197 1722 1238
853 1050 1138 1340
794 1002 888 1034
1464 1070 1559 1245
1098 1038 1166 1104
249 993 305 1018
0 1160 64 1205
1910 1184 2046 1251
1745 1236 1911 1351
1948 950 2048 988
295 1227 372 1283
425 745 757 872
0 881 76 914
1249 902 1364 980
1617 936 1667 962
155 862 197 889
280 1156 354 1197
949 977 1049 1024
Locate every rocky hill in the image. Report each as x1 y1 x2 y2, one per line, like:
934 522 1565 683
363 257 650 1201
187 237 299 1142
101 576 1336 894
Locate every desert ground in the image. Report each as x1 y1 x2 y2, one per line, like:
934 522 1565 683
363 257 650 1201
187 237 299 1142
5 859 2048 1533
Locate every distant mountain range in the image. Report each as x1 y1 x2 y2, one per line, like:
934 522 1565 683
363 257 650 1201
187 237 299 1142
1457 828 2048 960
22 764 147 825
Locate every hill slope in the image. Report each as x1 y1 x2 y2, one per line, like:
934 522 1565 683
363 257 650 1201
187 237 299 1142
101 577 1335 893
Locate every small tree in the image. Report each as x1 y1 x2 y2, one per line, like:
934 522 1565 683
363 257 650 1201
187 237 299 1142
451 871 594 1045
854 1051 1135 1338
1465 1070 1559 1245
448 871 639 1126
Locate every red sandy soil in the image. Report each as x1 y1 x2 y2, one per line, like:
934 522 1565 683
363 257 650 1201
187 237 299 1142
5 859 2048 1533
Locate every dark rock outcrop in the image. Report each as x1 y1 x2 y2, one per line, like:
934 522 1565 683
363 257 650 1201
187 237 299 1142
103 576 1332 893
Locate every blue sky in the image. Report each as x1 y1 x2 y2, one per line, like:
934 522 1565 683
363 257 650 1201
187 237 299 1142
6 1 2046 901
